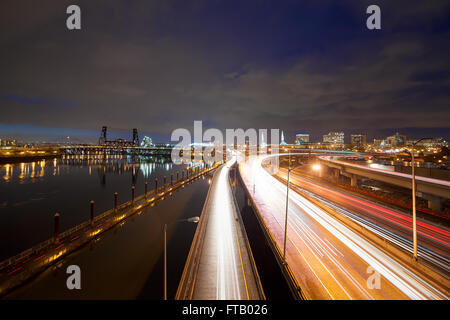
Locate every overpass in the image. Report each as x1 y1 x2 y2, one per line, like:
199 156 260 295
176 159 265 300
317 156 450 211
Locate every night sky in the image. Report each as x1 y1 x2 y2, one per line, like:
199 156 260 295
1 1 449 143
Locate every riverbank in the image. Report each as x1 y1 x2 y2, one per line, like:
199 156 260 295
0 148 62 164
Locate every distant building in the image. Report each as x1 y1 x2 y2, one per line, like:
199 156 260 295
323 132 344 146
385 132 406 147
295 134 310 145
373 139 385 147
0 139 17 147
280 131 287 145
140 136 153 147
351 134 366 147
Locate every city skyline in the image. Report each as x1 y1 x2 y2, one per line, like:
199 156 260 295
1 125 448 146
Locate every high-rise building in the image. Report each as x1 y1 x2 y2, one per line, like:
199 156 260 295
385 132 406 147
373 139 384 147
280 131 287 145
295 134 309 145
323 132 344 145
140 136 153 147
0 139 17 147
351 134 366 147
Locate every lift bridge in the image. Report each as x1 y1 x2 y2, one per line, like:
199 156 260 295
62 126 173 156
98 126 139 147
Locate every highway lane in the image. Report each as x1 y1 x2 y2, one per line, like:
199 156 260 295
192 158 261 300
239 155 449 300
275 167 450 272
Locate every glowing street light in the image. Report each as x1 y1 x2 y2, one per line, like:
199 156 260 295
312 164 321 171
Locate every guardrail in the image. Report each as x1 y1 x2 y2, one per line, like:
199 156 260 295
175 167 218 300
228 164 266 300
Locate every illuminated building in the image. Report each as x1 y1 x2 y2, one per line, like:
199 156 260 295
295 134 309 145
385 132 406 147
323 132 344 145
351 134 366 147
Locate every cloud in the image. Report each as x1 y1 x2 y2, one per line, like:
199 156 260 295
0 0 449 142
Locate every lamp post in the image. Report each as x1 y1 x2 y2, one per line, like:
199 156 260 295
408 138 432 261
163 216 200 300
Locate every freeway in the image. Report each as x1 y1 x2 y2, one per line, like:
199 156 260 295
239 155 449 300
275 167 450 273
177 158 263 300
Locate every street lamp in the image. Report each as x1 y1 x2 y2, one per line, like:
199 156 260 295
163 216 200 300
283 151 302 263
407 137 432 261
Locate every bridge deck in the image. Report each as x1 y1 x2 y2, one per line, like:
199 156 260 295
318 157 450 199
176 160 264 300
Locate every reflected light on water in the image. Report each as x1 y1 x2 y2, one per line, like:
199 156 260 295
1 155 178 183
139 162 155 178
3 164 12 182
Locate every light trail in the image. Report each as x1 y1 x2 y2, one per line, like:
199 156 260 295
276 167 450 271
213 158 241 299
193 157 259 300
240 155 449 300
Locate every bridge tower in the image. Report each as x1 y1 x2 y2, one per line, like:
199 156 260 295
132 128 139 146
99 126 107 145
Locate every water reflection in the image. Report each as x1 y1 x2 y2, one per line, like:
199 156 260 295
0 154 197 261
0 155 179 184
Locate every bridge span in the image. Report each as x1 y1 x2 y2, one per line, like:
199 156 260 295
176 159 265 300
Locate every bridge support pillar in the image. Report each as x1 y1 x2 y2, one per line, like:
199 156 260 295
54 213 60 244
421 193 445 211
145 182 148 199
350 174 358 187
114 192 118 211
163 176 166 190
90 200 94 226
171 174 173 185
155 179 158 194
334 169 340 180
131 186 135 203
